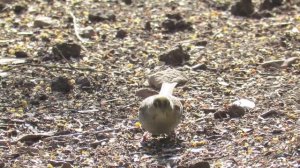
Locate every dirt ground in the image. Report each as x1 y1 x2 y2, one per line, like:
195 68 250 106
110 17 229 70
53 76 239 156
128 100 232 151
0 0 299 167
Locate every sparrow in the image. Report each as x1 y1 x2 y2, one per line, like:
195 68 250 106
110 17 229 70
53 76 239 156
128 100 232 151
139 82 183 140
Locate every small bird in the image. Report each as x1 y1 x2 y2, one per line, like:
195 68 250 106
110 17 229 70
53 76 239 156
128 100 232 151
139 82 183 141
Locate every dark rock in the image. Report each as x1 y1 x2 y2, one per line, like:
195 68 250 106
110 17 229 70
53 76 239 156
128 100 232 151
166 13 183 20
14 4 27 14
52 42 81 59
30 93 48 105
116 29 127 39
272 129 283 134
260 0 283 11
33 16 56 28
162 19 176 31
88 11 116 22
39 94 48 101
144 21 151 31
194 40 208 46
30 99 40 106
15 51 28 58
51 76 73 93
187 161 210 168
162 18 193 32
76 76 92 90
231 0 255 17
214 105 247 119
214 110 228 119
176 20 193 31
226 104 246 118
122 0 132 5
159 45 190 66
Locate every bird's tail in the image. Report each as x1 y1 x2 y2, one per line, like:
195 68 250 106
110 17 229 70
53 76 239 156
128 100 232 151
159 82 177 96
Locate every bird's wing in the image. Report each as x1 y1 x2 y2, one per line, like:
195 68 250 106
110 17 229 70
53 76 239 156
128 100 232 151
159 82 177 96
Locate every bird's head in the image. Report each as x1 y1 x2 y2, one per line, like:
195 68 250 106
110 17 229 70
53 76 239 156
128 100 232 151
153 96 172 113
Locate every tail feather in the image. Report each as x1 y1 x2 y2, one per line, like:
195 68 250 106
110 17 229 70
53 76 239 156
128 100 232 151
159 82 177 96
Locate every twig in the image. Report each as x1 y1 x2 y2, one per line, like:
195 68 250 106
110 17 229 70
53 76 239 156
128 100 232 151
68 10 88 51
77 109 99 113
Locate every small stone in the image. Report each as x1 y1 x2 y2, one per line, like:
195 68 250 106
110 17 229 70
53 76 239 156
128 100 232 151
175 20 193 31
14 4 27 14
162 19 176 31
88 11 116 22
148 69 188 89
52 42 81 59
51 76 73 93
194 40 208 46
33 16 55 28
116 29 127 39
231 0 254 17
272 129 283 134
260 0 283 11
162 18 192 32
226 104 246 118
15 51 28 58
144 21 151 31
187 160 210 168
122 0 132 5
166 13 183 20
61 163 73 168
39 94 48 101
135 88 158 99
76 76 92 90
214 110 228 119
159 45 190 66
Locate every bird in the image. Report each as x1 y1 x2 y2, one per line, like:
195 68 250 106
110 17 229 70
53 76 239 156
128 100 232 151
139 82 183 141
